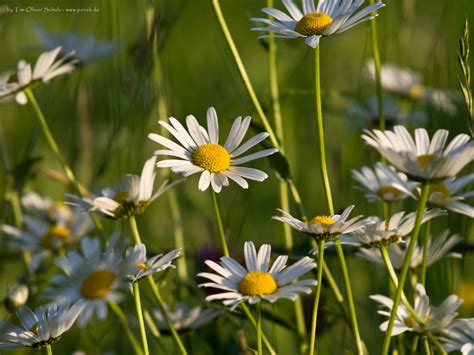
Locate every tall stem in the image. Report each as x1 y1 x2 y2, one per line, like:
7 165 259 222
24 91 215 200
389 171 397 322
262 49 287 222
241 303 276 355
381 183 431 354
133 282 150 355
210 189 229 257
45 344 53 355
309 239 325 355
420 220 431 285
257 302 263 355
109 301 144 355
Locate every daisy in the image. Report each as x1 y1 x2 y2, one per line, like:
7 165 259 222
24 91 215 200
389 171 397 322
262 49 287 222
357 230 462 270
0 302 83 349
371 284 463 336
441 319 474 355
3 284 29 312
339 209 446 248
351 162 417 202
362 126 474 181
21 192 75 225
69 156 176 219
148 107 278 193
152 302 221 333
45 236 128 326
251 0 385 48
0 47 77 105
198 241 316 310
126 243 180 283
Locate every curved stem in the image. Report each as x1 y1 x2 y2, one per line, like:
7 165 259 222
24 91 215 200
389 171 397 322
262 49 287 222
257 302 263 355
129 215 142 244
309 239 325 355
109 301 144 355
133 282 150 355
45 344 53 355
211 189 229 257
420 220 431 285
241 303 276 355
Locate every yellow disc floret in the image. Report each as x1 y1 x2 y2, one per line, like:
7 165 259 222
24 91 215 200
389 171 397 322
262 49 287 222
239 271 277 296
417 154 438 170
192 143 231 173
80 269 116 299
295 13 333 36
133 261 149 271
376 185 402 200
408 84 424 99
40 225 70 250
429 183 451 200
308 215 335 230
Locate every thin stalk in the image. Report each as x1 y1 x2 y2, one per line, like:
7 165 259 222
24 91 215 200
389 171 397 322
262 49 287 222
129 215 142 244
147 277 188 355
309 240 325 355
109 301 144 355
133 282 150 355
420 220 431 285
381 183 431 355
241 303 276 355
257 302 263 355
423 338 433 355
45 344 53 355
411 336 420 354
211 189 229 257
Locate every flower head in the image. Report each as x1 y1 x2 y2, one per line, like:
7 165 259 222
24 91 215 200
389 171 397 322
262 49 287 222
251 0 385 48
441 319 474 355
148 107 277 193
3 284 29 312
198 241 316 310
152 303 221 333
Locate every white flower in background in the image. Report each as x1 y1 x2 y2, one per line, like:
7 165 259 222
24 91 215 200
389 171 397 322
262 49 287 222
362 126 474 181
0 303 83 349
149 107 277 193
371 284 463 336
251 0 385 48
153 303 221 332
126 244 180 283
0 47 77 105
198 241 316 310
339 209 446 248
441 319 474 355
21 192 75 225
69 156 176 219
3 284 29 312
45 237 128 326
352 162 417 202
35 25 119 64
365 60 458 114
357 230 462 270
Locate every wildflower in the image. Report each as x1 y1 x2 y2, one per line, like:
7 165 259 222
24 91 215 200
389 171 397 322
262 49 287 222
3 284 29 312
152 303 221 332
441 319 474 354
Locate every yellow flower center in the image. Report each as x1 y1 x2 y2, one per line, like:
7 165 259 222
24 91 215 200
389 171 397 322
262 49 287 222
192 143 231 173
417 154 438 170
376 185 402 200
113 191 129 204
295 13 333 36
133 261 149 271
238 271 277 296
39 225 70 250
404 315 414 328
80 269 116 299
308 215 335 229
408 84 424 99
429 183 451 200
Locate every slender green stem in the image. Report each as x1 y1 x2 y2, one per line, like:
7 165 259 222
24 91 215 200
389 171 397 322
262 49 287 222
411 335 420 354
322 261 344 303
420 220 431 285
109 301 144 355
381 183 431 355
241 303 276 355
424 338 433 355
147 277 188 355
257 302 263 355
133 282 150 355
309 240 325 355
129 215 142 244
210 189 229 257
45 344 53 355
210 0 279 149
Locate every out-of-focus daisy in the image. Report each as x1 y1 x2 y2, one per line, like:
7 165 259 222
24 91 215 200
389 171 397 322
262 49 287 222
251 0 385 48
365 60 458 114
357 230 461 270
21 192 74 225
148 107 277 193
152 303 220 333
348 96 426 129
198 241 316 310
339 209 445 248
441 319 474 355
45 237 128 326
3 284 29 312
352 162 417 202
35 25 119 64
0 47 77 105
0 303 83 349
126 243 180 283
371 284 463 336
69 156 175 219
362 126 474 181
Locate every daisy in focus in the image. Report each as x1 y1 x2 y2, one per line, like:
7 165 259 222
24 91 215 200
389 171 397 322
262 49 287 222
251 0 385 48
441 319 474 355
362 126 474 181
0 47 77 105
0 303 83 349
148 107 278 193
198 241 316 310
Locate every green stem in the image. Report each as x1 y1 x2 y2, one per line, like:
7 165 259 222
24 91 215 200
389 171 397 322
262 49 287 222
381 183 431 355
147 277 188 355
45 343 53 355
129 215 142 244
257 302 263 355
241 303 276 355
420 220 431 285
411 336 420 354
109 301 144 355
210 189 229 257
210 0 280 149
309 240 325 355
133 282 150 355
423 338 433 355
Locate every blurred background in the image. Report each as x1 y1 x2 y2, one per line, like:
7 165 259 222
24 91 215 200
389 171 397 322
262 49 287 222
0 0 473 353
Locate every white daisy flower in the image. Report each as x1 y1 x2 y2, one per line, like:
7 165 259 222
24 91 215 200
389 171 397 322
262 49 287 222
148 107 278 193
352 162 418 202
371 284 463 336
69 156 176 219
125 243 180 283
0 302 83 349
339 209 446 248
357 230 462 270
45 236 128 326
0 47 77 105
251 0 385 48
21 192 75 225
3 284 29 312
152 302 221 333
362 126 474 181
198 241 316 310
441 319 474 355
